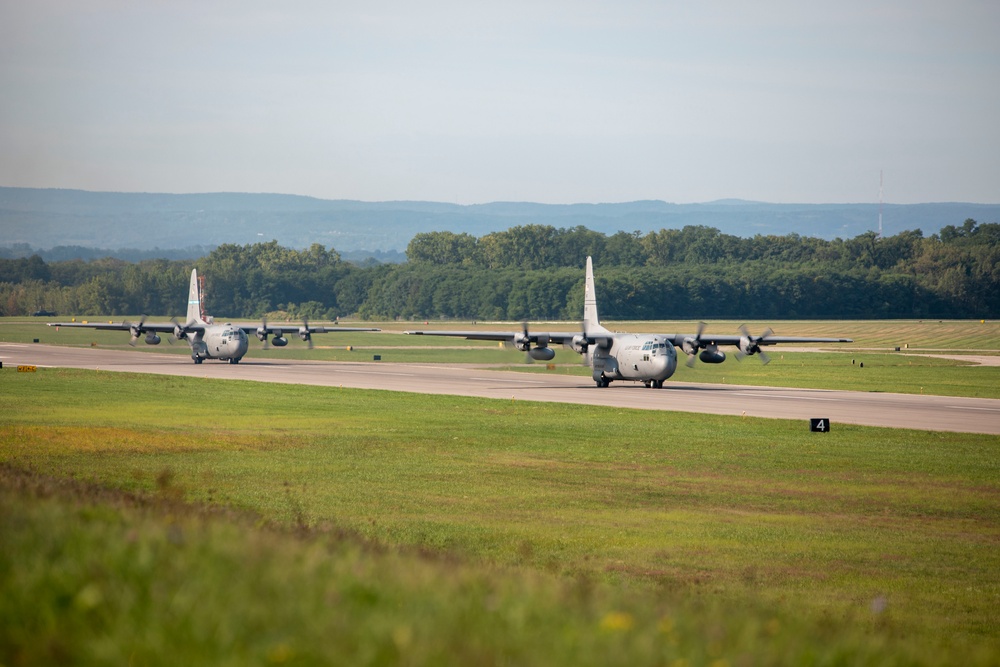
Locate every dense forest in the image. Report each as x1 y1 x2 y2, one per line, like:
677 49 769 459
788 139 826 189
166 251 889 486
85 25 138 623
1 221 998 321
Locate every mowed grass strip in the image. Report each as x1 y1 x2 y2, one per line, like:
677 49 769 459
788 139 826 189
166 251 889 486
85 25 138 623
1 368 998 664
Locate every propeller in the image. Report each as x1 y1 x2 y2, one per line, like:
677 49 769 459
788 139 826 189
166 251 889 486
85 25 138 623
510 322 556 361
682 321 707 367
736 325 773 364
256 316 270 349
510 321 530 352
514 321 532 361
571 319 610 362
567 320 588 365
298 318 313 349
127 315 147 347
170 317 190 343
165 317 176 344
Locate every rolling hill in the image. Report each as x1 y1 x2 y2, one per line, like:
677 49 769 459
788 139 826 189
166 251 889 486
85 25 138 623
2 187 997 255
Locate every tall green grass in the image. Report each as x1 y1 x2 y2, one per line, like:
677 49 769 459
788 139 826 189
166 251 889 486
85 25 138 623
10 466 981 667
2 368 998 664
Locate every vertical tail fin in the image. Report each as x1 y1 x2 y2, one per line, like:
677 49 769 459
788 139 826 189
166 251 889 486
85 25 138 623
583 256 609 334
187 269 202 323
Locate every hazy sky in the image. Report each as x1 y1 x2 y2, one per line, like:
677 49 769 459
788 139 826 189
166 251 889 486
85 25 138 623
1 1 997 204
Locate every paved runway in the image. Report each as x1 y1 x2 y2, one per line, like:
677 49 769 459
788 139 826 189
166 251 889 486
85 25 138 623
3 343 999 435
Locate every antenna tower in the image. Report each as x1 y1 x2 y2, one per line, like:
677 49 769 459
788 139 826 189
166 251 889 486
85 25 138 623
878 170 883 239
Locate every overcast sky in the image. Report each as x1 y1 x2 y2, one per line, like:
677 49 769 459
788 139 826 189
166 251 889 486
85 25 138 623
1 1 997 205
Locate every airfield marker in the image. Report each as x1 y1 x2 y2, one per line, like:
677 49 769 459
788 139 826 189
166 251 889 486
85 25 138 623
810 418 830 432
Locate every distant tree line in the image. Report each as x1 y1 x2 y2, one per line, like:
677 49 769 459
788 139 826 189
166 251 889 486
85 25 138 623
1 221 998 320
0 243 212 263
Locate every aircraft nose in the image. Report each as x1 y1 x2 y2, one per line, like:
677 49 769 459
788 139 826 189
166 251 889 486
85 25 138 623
653 345 677 379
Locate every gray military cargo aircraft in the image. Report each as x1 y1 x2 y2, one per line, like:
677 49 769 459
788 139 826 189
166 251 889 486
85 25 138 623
406 257 852 388
48 269 379 364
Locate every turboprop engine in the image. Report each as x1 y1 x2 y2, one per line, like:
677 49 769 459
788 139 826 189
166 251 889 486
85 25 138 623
681 322 716 367
171 318 189 342
128 317 160 347
570 334 589 354
298 319 315 348
515 327 555 361
255 317 289 347
737 325 773 364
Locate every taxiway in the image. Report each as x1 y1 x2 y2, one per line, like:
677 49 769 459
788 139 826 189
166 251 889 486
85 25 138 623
2 343 998 435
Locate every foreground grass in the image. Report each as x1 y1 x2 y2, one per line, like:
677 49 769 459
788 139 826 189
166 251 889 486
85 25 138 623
6 466 974 667
2 368 999 664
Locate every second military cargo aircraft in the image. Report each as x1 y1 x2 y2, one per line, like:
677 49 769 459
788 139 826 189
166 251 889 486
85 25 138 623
406 257 852 388
49 269 379 364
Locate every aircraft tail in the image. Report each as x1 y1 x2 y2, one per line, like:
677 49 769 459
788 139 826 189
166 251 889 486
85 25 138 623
187 269 202 323
583 256 609 334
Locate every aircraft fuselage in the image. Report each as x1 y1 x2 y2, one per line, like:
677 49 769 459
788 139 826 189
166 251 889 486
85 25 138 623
590 334 678 388
188 325 249 364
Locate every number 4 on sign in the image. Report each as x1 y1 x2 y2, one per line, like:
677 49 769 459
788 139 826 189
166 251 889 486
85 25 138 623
810 418 830 433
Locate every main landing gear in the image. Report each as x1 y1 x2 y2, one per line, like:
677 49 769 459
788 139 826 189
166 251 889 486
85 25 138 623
191 355 240 364
595 377 664 388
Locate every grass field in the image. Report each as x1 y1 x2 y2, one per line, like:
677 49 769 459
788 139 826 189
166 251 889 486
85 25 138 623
2 368 999 665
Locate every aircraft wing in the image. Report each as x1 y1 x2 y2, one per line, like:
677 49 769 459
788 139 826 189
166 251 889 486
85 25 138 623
48 321 205 334
49 321 378 336
666 326 852 364
406 329 533 342
239 324 381 335
405 329 615 349
237 321 380 348
665 334 853 347
309 326 381 333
